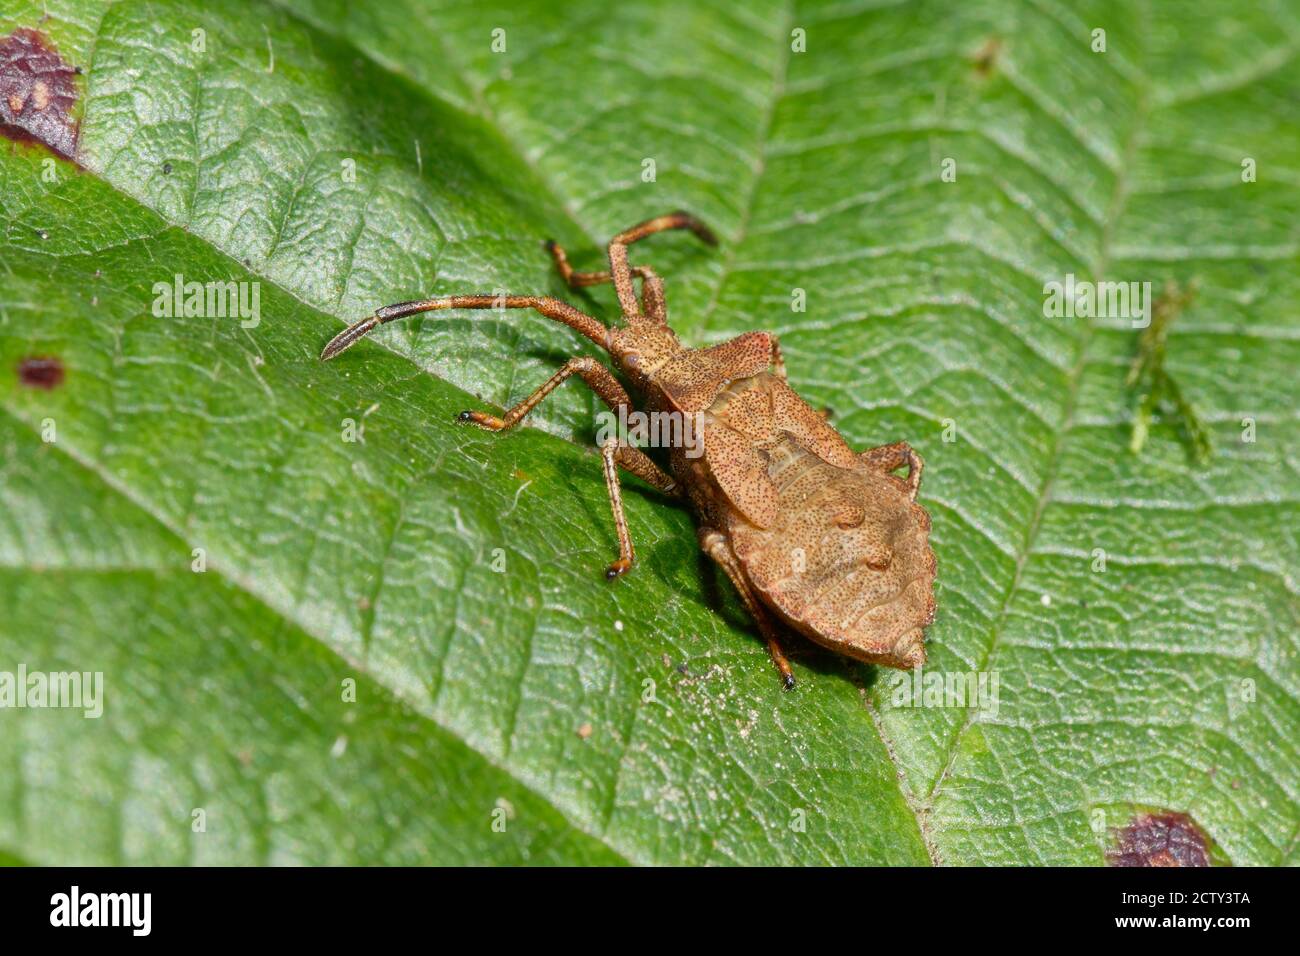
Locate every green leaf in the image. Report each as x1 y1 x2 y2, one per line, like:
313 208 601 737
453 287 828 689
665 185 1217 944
1 0 1295 865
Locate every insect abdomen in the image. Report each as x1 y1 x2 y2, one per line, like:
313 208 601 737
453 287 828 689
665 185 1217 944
725 432 935 669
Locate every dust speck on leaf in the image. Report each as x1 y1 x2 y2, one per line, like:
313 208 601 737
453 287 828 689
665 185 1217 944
0 28 79 161
1107 811 1213 867
18 355 64 389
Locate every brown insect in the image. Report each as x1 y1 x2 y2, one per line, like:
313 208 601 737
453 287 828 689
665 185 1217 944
322 212 936 688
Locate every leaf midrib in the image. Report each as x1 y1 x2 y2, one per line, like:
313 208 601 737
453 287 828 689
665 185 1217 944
918 2 1156 848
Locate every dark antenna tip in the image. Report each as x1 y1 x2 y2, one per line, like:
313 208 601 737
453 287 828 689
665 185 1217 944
320 315 380 361
671 210 718 247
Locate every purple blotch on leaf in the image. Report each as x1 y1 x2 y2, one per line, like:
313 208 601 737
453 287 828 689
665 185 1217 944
0 28 79 160
18 356 65 389
1107 811 1212 867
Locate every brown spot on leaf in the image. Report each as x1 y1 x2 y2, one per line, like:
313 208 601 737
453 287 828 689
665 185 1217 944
1108 811 1211 867
0 28 79 160
17 356 64 389
970 36 1005 79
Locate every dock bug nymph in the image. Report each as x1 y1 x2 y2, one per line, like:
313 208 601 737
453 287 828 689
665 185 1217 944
322 213 937 688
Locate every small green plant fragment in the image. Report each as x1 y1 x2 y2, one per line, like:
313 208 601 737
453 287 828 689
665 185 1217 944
1126 279 1212 464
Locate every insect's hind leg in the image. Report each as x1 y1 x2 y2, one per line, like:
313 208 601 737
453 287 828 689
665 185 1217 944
859 441 923 500
698 528 797 690
770 335 787 380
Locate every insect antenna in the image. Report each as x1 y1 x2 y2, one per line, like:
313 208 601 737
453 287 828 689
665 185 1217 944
320 315 382 361
319 300 439 360
321 296 610 361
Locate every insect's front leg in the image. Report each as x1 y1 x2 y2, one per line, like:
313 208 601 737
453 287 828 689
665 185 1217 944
605 212 716 319
546 241 669 323
457 356 621 431
458 355 678 579
859 441 923 500
698 527 797 690
544 212 716 321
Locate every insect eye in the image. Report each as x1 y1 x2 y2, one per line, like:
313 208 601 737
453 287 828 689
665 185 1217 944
626 352 641 367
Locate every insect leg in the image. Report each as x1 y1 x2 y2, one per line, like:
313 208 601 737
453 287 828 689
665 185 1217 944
458 356 626 431
597 438 681 578
320 295 610 361
456 355 679 491
606 211 717 319
859 441 923 500
602 440 681 580
613 443 680 497
639 274 667 323
546 241 668 323
456 354 677 578
770 335 787 380
698 528 797 690
600 438 637 579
